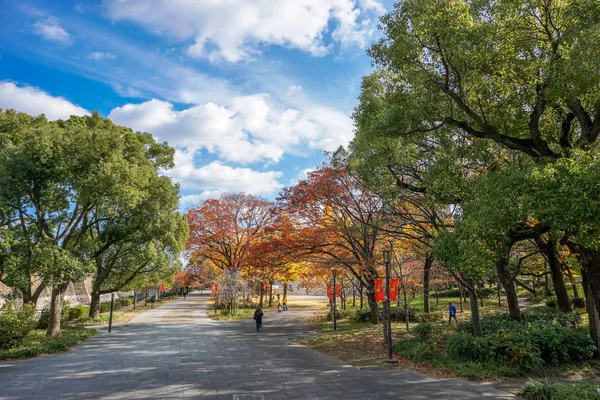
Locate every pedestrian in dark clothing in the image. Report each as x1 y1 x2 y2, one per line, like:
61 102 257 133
448 302 457 324
254 306 264 331
150 294 156 309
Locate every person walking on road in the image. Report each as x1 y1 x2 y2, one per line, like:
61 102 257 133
150 294 156 309
254 306 264 331
448 302 457 324
282 297 288 311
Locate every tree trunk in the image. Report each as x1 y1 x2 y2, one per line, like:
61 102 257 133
359 284 363 310
89 291 101 318
283 282 288 298
367 279 378 324
46 284 68 337
468 288 482 337
564 264 579 298
538 239 571 311
422 254 433 313
259 285 264 308
567 243 600 356
496 254 521 321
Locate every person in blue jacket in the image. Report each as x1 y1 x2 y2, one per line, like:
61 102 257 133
448 302 457 324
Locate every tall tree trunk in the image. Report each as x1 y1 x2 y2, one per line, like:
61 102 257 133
568 243 600 356
422 254 433 313
283 282 288 298
496 254 521 321
268 281 274 307
468 288 482 337
359 284 363 309
259 284 264 308
89 292 101 318
537 239 571 311
367 279 378 324
46 284 68 337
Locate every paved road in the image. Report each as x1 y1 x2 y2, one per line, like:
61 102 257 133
0 293 516 399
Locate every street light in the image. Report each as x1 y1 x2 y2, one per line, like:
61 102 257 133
383 249 393 361
332 268 337 331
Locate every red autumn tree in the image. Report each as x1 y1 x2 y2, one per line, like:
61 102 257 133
278 161 392 323
186 193 276 271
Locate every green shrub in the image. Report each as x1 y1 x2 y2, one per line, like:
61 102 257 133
571 297 586 309
0 302 37 350
356 309 375 322
67 305 89 321
545 299 557 308
495 332 543 370
326 309 354 320
414 323 433 341
390 307 419 322
393 338 431 361
415 310 444 323
529 326 595 363
99 302 111 313
447 333 495 362
521 379 600 400
522 308 581 328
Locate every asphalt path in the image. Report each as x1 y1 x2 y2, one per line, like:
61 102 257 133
0 293 516 399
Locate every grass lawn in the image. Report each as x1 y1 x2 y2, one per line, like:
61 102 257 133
0 327 96 361
71 311 125 325
209 307 256 321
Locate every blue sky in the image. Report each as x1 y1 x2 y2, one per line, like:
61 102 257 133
0 0 391 209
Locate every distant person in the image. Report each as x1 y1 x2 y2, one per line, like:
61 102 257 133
277 302 283 313
150 294 156 309
448 302 457 324
183 290 187 300
276 293 281 302
254 306 264 332
282 297 288 311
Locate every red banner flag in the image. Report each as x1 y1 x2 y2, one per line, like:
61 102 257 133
390 278 399 302
217 284 222 293
327 285 332 298
375 278 385 302
211 284 216 294
336 285 342 298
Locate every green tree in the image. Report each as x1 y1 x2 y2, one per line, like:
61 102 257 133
0 109 175 336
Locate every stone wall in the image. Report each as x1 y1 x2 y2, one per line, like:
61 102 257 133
0 277 132 311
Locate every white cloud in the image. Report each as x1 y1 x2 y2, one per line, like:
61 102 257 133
104 0 384 62
0 81 89 120
108 96 353 165
88 51 116 60
33 17 71 44
168 151 283 196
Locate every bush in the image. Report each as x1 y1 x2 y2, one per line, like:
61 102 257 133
393 338 431 361
495 332 543 370
447 333 495 362
67 306 89 321
414 323 433 341
357 309 375 322
390 307 419 322
0 302 37 350
326 309 354 321
529 326 595 363
521 379 600 400
545 299 557 308
415 310 444 323
99 302 111 313
571 297 586 309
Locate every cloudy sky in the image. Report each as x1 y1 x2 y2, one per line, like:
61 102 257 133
0 0 391 209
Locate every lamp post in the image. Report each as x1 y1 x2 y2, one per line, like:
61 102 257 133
383 249 393 360
108 293 115 333
332 268 337 331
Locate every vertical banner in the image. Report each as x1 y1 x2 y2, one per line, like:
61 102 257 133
211 284 216 294
390 278 399 302
327 285 332 298
375 278 385 302
217 284 222 293
335 285 342 298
